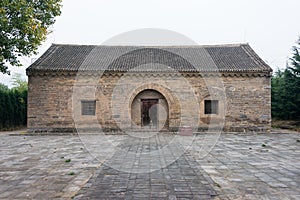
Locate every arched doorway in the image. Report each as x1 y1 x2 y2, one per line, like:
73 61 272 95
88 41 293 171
131 89 169 130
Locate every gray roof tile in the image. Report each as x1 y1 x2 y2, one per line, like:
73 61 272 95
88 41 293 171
27 44 272 73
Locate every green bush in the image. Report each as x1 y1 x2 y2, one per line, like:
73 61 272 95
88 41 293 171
0 78 27 130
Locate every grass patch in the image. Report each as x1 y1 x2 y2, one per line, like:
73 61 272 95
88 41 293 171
272 120 300 132
0 126 27 132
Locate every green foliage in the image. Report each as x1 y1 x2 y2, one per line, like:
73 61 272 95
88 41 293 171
272 37 300 120
0 0 62 74
0 83 9 92
11 73 27 92
0 78 27 130
290 39 300 77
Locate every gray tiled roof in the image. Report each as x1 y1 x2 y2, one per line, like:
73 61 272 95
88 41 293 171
27 44 272 73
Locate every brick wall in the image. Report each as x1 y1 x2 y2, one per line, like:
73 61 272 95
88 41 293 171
27 72 271 133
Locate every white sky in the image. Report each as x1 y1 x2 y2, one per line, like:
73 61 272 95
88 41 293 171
1 0 300 87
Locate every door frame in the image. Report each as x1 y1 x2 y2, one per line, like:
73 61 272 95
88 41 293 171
140 99 159 127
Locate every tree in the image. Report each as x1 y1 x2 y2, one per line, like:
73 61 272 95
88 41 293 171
0 83 9 92
289 38 300 77
271 37 300 120
271 69 285 119
0 79 27 130
11 73 27 92
288 37 300 119
10 74 27 127
0 0 62 74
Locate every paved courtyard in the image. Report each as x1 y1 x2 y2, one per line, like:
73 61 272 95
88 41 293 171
0 130 299 199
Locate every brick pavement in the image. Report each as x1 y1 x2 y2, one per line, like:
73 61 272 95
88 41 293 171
0 133 100 199
74 135 217 199
0 130 299 199
198 131 300 200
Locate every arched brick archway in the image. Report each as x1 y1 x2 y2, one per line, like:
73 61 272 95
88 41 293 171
129 84 180 130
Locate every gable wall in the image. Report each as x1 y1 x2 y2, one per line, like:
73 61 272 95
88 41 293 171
222 76 271 131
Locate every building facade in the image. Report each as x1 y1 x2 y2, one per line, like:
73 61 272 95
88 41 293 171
26 44 272 133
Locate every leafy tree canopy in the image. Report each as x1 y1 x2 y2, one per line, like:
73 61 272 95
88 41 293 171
0 83 9 92
0 0 62 74
11 73 27 92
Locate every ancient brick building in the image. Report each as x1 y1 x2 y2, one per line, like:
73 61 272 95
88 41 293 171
26 44 272 133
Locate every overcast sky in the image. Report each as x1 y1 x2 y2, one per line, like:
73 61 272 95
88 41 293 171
1 0 300 87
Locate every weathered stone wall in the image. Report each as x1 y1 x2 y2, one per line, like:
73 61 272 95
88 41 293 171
222 75 271 131
27 72 271 133
27 75 76 132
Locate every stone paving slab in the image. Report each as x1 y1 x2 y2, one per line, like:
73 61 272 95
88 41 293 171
0 133 100 199
75 156 216 199
0 130 299 199
197 131 300 200
74 135 217 199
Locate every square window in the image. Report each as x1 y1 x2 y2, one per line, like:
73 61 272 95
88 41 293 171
204 100 218 114
81 101 96 115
